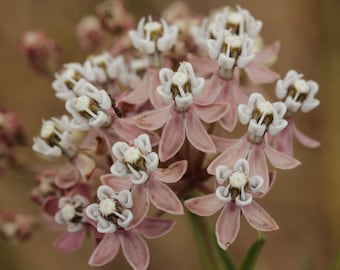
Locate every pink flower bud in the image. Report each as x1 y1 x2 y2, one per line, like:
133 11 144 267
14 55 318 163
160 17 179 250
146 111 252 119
76 16 105 52
19 30 61 74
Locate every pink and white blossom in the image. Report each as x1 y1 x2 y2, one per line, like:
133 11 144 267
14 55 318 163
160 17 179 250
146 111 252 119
65 81 112 130
129 16 178 55
132 62 228 161
186 159 278 250
33 115 77 158
275 70 320 115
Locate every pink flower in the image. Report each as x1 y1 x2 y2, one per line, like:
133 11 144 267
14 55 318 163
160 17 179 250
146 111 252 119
86 185 175 269
272 70 320 155
185 159 278 250
102 134 186 218
18 30 61 73
43 183 97 253
76 16 105 53
275 70 320 116
95 0 134 33
129 16 178 56
192 6 263 51
0 108 24 147
30 169 62 204
0 209 35 243
208 93 300 192
131 62 228 161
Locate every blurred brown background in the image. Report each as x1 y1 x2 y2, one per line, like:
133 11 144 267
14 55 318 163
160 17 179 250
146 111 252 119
0 0 339 269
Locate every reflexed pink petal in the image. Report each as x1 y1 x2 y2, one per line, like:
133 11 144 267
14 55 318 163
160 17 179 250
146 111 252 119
122 74 150 105
245 62 279 84
55 166 80 189
254 41 280 65
241 201 279 231
207 137 249 174
43 197 59 216
53 230 86 253
219 105 238 132
129 185 150 228
88 232 120 266
72 153 95 179
293 124 320 148
135 218 175 239
264 143 301 169
114 118 160 146
152 160 187 183
234 84 250 104
133 103 173 130
210 135 239 152
120 230 149 270
147 179 183 215
185 109 216 153
216 202 240 250
273 124 294 156
248 144 269 193
159 111 185 162
101 174 132 192
194 74 222 105
185 194 224 216
193 103 229 123
68 183 92 201
187 53 218 77
148 68 163 108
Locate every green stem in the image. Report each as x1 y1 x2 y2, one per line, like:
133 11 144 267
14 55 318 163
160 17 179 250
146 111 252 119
239 232 266 270
187 210 236 270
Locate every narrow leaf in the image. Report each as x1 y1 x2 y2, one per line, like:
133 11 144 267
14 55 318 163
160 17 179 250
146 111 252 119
240 233 266 270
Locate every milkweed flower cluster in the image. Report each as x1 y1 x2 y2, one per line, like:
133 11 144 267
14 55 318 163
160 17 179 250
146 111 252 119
13 1 320 269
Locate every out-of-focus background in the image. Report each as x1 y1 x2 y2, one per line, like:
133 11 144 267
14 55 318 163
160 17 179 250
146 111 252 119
0 0 339 269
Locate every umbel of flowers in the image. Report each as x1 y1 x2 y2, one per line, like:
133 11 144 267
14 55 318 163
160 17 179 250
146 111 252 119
18 1 320 269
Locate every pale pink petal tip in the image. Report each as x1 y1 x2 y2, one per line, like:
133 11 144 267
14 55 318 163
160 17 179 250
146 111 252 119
185 194 224 216
88 233 120 266
241 201 279 231
216 203 241 250
53 230 86 253
264 143 301 169
136 217 175 239
148 179 184 215
120 231 150 270
153 160 187 183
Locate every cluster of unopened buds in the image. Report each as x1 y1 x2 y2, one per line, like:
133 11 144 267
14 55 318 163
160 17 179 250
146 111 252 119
11 1 321 269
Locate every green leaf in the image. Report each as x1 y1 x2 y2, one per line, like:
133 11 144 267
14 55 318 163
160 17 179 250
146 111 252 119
239 232 266 270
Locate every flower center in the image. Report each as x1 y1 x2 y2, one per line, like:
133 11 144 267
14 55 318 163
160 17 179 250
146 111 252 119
75 96 101 120
99 198 127 225
221 35 242 60
60 203 76 221
144 21 163 41
88 54 107 71
99 198 118 217
229 171 248 189
38 179 56 196
123 146 146 172
226 12 244 35
286 79 310 103
228 171 249 200
63 69 82 90
170 71 191 97
252 101 274 126
40 121 62 147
